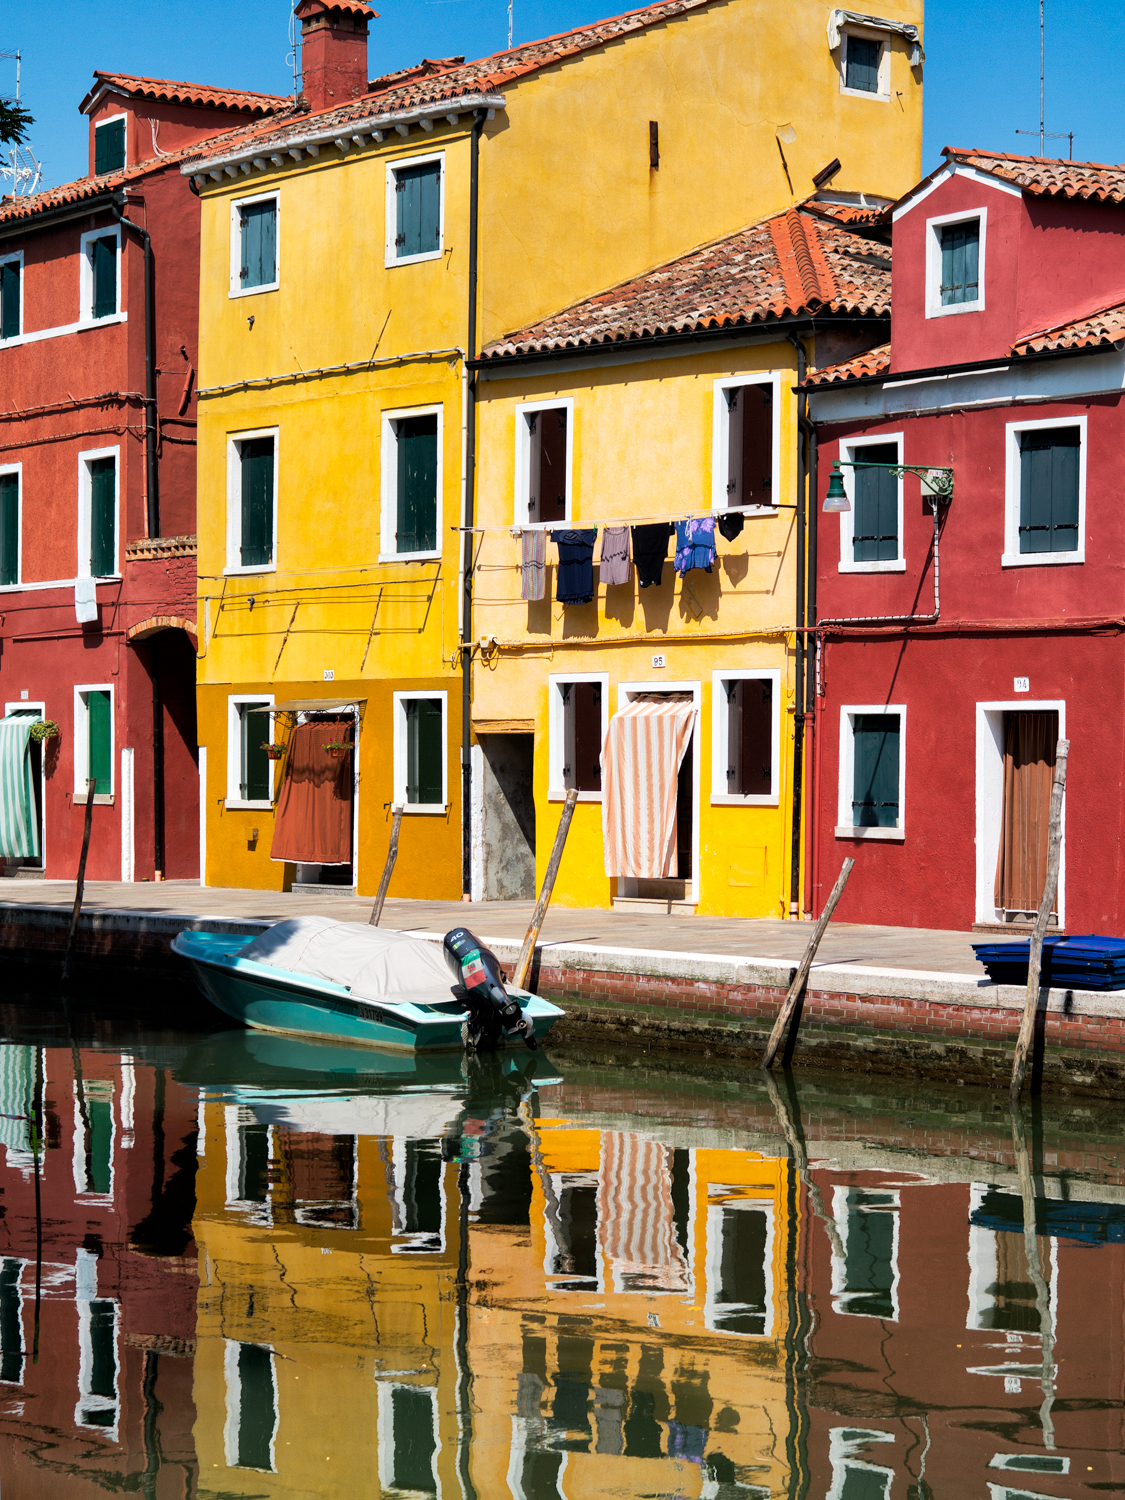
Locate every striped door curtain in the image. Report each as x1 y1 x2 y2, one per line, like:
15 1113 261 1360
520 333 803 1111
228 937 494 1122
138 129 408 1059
602 693 696 878
0 718 39 861
597 1131 689 1294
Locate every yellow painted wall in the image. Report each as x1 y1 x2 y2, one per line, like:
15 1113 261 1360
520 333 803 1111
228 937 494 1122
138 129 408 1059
473 339 804 915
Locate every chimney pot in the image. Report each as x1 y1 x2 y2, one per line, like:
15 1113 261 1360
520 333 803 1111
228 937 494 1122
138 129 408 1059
295 1 376 113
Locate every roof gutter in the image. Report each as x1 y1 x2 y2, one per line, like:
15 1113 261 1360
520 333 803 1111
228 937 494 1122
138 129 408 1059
0 190 125 242
800 339 1114 394
180 94 506 180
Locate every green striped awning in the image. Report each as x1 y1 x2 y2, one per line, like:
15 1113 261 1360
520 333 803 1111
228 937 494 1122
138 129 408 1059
0 1044 35 1156
0 717 39 861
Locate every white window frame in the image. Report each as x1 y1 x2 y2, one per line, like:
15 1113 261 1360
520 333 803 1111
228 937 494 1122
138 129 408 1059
78 224 122 325
1002 414 1086 567
390 1135 448 1253
839 27 891 101
226 694 275 810
93 112 128 171
380 404 444 562
837 432 905 573
830 1185 900 1320
376 1381 441 1494
0 249 23 344
514 397 575 527
542 1169 604 1293
711 667 782 806
975 699 1066 926
229 190 280 298
925 205 987 319
77 445 120 581
393 690 448 814
827 1428 895 1500
547 671 608 803
990 1454 1070 1477
385 150 446 268
74 683 115 803
0 462 22 586
703 1188 775 1338
75 1248 119 1439
836 703 906 841
223 1337 278 1472
223 1106 274 1226
226 427 279 576
711 372 782 514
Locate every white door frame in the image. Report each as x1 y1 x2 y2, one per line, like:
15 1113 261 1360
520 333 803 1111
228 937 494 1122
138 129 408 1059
616 679 701 900
975 699 1066 926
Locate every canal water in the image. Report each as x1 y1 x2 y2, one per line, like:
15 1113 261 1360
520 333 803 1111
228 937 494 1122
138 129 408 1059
0 992 1122 1499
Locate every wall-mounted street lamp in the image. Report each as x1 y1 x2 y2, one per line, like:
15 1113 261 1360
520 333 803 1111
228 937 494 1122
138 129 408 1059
823 459 954 513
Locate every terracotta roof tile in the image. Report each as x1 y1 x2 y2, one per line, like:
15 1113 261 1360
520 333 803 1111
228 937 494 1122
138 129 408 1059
83 71 288 116
944 147 1125 205
804 343 890 386
1013 300 1125 355
480 204 891 360
188 0 715 165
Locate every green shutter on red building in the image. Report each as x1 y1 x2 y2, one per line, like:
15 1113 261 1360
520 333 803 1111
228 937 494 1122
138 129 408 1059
86 690 112 794
94 119 125 175
0 260 19 340
0 473 18 586
91 236 117 319
89 458 116 577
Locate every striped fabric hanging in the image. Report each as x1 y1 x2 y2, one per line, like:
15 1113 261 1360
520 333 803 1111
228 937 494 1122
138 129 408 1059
602 693 696 879
0 718 39 861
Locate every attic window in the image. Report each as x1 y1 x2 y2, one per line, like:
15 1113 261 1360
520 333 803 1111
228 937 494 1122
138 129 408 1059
94 117 125 174
926 208 986 319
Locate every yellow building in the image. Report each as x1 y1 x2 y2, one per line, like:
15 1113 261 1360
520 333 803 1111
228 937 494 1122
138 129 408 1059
470 203 892 914
185 0 923 898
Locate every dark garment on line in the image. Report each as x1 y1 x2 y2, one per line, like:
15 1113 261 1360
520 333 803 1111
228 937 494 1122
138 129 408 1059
551 528 597 604
632 523 676 588
717 510 745 542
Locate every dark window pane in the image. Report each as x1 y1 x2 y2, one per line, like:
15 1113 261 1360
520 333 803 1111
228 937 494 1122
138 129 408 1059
1019 427 1080 554
86 692 112 801
851 442 898 562
840 1468 891 1500
725 678 772 796
91 235 117 319
240 437 274 567
238 1123 270 1202
402 1138 442 1238
240 201 277 289
840 1189 897 1319
405 699 442 805
396 414 438 553
240 703 270 801
551 1183 598 1287
940 221 980 306
852 713 899 828
0 260 19 340
395 161 442 258
89 456 116 576
236 1343 276 1470
529 407 568 522
564 681 601 793
94 119 125 175
0 473 17 585
391 1386 437 1492
726 382 773 505
0 1260 23 1384
89 1300 116 1398
845 36 881 92
712 1205 769 1334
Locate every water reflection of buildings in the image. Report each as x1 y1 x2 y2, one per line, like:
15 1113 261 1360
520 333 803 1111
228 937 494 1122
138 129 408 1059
0 1039 200 1496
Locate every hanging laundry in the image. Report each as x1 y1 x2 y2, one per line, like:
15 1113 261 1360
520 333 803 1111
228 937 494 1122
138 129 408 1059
551 528 597 604
598 525 632 586
631 523 676 588
520 528 547 601
717 510 745 542
675 516 716 576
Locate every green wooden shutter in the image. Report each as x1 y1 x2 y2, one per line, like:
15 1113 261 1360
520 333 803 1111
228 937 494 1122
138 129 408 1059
0 473 18 586
86 690 112 794
0 1260 22 1384
0 260 19 340
940 222 979 306
391 1386 437 1493
852 442 899 562
91 235 117 319
1019 427 1080 554
240 704 270 801
845 36 880 92
240 438 274 567
852 713 899 828
396 415 438 553
94 119 125 175
240 201 276 288
89 457 116 577
406 698 443 805
395 161 442 258
236 1344 276 1471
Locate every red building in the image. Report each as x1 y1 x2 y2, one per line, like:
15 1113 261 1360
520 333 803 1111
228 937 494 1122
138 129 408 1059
805 149 1125 933
0 73 285 881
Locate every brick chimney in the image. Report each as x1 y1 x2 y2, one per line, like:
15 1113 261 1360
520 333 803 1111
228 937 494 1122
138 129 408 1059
295 0 376 112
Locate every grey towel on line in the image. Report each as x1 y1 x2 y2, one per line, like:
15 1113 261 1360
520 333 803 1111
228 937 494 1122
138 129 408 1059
521 528 547 601
598 525 632 585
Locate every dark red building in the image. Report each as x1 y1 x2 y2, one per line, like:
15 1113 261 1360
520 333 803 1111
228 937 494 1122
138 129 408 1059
0 73 285 881
805 149 1125 933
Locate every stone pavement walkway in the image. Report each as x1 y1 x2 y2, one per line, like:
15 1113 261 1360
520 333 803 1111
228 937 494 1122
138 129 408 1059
0 879 987 977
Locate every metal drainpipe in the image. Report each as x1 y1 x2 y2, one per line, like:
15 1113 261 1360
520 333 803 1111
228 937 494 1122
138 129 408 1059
786 334 807 919
151 642 165 879
115 210 160 537
461 110 487 898
803 419 818 918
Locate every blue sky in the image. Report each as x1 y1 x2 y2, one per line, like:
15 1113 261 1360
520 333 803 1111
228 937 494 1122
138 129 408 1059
2 1 1120 192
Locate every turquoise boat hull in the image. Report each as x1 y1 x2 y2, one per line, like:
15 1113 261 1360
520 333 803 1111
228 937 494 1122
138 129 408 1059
171 930 564 1053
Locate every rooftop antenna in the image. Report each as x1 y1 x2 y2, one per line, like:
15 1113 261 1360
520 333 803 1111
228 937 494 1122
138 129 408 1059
287 2 300 96
508 0 513 49
1015 0 1073 157
0 51 42 197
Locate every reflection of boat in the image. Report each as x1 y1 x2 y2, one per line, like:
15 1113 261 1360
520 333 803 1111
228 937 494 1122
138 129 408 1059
172 917 564 1052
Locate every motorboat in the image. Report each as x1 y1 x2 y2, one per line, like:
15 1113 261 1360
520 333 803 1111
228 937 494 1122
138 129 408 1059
171 916 565 1053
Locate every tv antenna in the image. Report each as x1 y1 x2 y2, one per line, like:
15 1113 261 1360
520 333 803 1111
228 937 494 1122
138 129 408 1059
1015 1 1072 157
0 51 42 198
508 0 513 49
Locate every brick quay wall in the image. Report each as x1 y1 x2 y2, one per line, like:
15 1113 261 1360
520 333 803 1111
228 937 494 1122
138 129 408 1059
4 900 1125 1099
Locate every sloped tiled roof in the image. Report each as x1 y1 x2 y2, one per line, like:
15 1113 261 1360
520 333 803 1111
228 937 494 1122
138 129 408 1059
805 343 891 386
479 204 891 360
1013 300 1125 355
187 0 715 167
81 71 289 117
943 146 1125 206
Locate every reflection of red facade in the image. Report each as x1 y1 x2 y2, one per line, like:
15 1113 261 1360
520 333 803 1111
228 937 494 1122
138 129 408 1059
0 1045 200 1493
0 74 283 881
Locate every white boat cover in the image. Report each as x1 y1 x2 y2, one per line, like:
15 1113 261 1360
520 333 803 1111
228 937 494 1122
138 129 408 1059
240 917 457 1005
249 1095 464 1137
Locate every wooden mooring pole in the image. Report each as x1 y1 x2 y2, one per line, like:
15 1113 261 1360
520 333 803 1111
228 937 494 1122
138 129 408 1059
513 788 579 991
369 803 404 926
1010 738 1069 1105
762 857 854 1070
61 778 96 985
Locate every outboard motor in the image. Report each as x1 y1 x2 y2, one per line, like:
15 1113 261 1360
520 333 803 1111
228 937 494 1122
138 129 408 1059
443 928 536 1051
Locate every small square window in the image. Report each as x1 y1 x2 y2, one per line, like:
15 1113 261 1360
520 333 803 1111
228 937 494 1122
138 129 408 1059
715 379 776 511
382 408 442 558
386 154 444 266
394 692 447 811
548 674 607 800
94 117 126 175
227 431 278 574
0 255 21 341
940 221 979 306
845 35 882 93
231 196 278 295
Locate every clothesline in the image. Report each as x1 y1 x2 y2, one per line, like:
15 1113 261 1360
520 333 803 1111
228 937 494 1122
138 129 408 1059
451 503 794 535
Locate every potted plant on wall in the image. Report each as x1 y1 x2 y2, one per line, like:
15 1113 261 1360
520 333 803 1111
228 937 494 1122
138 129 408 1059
262 741 286 761
323 740 352 760
29 720 59 743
